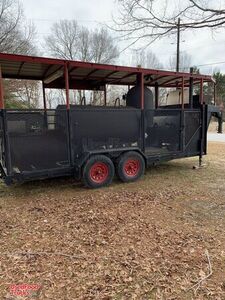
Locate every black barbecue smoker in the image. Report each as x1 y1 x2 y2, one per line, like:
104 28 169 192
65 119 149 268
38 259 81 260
0 53 223 188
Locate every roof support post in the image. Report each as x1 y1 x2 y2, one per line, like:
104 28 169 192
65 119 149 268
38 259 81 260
181 76 184 109
42 81 48 128
155 82 159 109
137 72 145 152
64 63 72 166
180 76 185 153
104 85 107 106
0 65 4 109
200 78 204 104
189 68 194 108
137 73 144 110
65 64 70 109
199 78 205 167
42 81 47 110
214 82 216 106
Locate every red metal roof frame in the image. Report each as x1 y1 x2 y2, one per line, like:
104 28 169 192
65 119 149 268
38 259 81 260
0 52 214 87
0 52 65 66
0 52 214 110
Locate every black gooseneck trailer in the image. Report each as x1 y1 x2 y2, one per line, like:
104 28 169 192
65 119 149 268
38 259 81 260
0 53 223 188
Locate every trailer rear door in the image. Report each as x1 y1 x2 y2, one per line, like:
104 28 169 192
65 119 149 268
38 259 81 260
4 109 71 176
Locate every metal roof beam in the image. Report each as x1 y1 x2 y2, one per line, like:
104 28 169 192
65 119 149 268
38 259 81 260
84 69 98 79
161 76 182 87
43 65 53 78
69 66 78 74
17 61 25 76
43 66 63 83
107 72 137 85
147 75 168 84
105 70 118 79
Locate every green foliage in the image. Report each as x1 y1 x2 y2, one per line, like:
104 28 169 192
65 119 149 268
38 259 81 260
5 99 29 109
3 79 40 109
193 70 225 108
213 72 225 102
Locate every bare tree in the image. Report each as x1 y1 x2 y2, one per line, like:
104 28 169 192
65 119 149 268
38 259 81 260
45 89 66 108
45 22 120 106
90 28 120 105
0 0 36 54
131 49 163 69
169 51 192 72
91 28 119 63
114 0 225 48
45 21 79 104
0 0 22 52
45 20 79 60
78 26 92 61
0 0 39 108
15 80 40 108
45 22 119 63
3 79 40 108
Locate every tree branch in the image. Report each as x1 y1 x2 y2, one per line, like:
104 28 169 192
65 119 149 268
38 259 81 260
113 0 225 49
189 0 225 14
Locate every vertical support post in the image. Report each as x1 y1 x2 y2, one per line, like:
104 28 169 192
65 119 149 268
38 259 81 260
42 81 47 110
180 76 185 152
0 66 4 109
200 78 204 105
214 82 216 106
64 63 72 166
104 84 107 106
181 76 184 110
140 73 144 110
189 67 193 108
176 18 181 72
199 78 205 167
65 64 70 110
42 81 48 128
138 72 145 152
155 83 159 109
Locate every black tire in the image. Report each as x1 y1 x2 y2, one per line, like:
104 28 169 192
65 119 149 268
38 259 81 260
116 151 145 183
82 155 115 188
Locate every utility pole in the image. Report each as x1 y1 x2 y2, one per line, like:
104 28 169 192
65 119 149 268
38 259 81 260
176 18 181 72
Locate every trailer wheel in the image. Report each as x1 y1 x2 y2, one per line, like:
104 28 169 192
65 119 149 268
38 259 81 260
83 155 115 188
116 151 145 183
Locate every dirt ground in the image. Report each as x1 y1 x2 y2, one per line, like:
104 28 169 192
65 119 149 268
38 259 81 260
0 142 225 300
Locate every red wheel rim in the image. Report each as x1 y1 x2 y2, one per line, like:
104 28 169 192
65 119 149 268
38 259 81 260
123 159 140 177
90 162 109 183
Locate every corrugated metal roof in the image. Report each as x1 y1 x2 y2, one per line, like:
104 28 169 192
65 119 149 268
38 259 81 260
0 52 214 89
